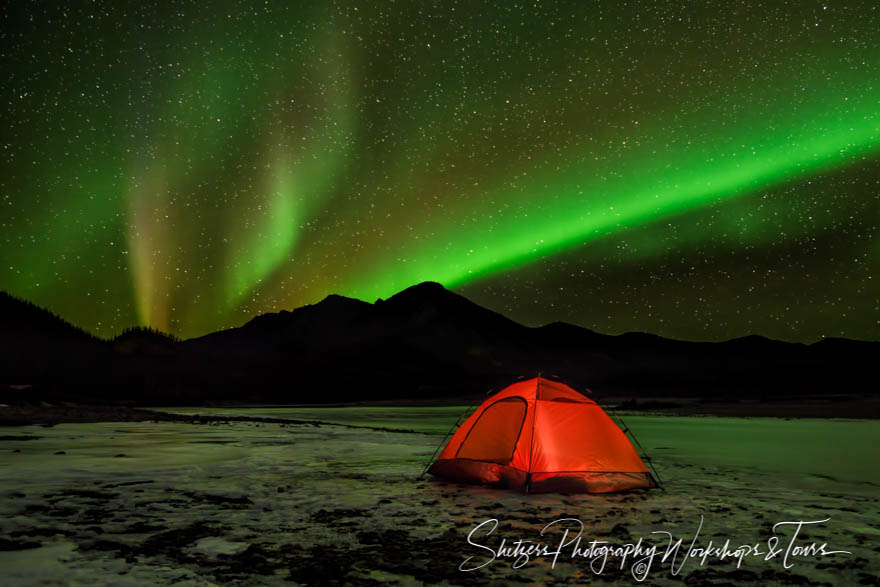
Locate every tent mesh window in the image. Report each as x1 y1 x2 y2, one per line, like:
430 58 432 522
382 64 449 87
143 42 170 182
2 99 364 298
455 397 526 464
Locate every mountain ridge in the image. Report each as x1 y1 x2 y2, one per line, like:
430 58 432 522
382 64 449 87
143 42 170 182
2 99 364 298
3 283 875 347
1 283 877 405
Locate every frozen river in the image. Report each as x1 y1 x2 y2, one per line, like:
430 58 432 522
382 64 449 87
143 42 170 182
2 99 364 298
1 409 877 584
161 406 880 486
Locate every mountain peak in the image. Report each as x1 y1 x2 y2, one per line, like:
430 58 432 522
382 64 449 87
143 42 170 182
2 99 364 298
384 281 457 305
316 293 369 307
392 281 448 296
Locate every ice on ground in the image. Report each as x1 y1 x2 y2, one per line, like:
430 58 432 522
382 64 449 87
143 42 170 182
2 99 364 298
191 537 251 558
0 410 878 585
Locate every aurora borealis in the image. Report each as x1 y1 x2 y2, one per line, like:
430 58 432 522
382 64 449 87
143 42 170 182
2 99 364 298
2 1 878 342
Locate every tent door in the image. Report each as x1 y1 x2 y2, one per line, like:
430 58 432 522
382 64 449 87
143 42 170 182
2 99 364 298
455 397 527 464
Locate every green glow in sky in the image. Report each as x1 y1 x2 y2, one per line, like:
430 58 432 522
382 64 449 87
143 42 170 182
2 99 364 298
1 1 877 341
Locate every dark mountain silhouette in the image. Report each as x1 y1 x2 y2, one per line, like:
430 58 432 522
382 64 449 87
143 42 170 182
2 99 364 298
114 326 178 353
0 292 110 398
0 291 103 345
1 283 877 405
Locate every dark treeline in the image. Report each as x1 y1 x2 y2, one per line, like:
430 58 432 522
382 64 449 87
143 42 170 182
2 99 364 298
1 283 877 406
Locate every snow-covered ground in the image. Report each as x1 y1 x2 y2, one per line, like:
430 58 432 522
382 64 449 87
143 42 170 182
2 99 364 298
1 410 877 585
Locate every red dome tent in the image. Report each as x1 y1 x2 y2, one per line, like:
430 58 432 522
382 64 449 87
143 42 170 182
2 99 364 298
426 377 659 493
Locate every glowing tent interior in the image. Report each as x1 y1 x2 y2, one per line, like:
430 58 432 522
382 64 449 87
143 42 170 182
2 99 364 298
426 377 659 493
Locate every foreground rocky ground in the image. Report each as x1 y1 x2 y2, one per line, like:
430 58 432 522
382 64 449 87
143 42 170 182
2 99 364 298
1 412 878 585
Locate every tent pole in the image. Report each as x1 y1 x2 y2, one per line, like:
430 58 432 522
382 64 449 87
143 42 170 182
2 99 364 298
525 373 541 493
609 408 665 491
417 390 489 478
418 380 517 478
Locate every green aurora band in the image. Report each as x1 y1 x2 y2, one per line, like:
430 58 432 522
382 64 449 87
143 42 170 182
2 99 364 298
334 99 880 301
1 2 878 340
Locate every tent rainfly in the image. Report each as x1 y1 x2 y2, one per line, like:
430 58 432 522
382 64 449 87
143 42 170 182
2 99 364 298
426 376 659 493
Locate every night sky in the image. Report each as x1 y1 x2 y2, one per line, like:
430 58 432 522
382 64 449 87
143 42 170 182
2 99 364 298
2 1 878 343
